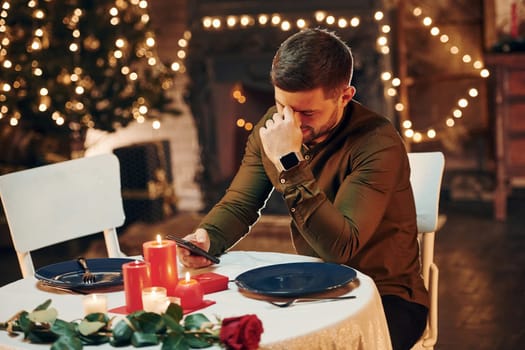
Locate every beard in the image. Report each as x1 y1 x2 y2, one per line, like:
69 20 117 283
303 106 341 146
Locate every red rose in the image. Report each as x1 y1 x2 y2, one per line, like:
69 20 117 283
219 314 264 350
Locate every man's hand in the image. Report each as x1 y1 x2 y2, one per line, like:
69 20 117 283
259 106 303 167
177 228 213 268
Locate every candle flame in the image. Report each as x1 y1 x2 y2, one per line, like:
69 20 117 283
185 271 190 282
156 234 162 244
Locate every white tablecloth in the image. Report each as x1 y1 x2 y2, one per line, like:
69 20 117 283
0 251 392 350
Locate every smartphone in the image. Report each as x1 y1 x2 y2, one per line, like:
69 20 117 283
168 235 220 264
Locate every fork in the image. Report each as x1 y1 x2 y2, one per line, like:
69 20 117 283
77 257 96 284
267 295 356 308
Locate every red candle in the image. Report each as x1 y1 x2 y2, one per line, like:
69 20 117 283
174 272 204 309
122 260 151 313
143 234 179 296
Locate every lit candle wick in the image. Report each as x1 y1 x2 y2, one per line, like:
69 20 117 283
156 234 162 245
185 271 190 283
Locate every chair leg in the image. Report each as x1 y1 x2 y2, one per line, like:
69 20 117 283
422 262 439 348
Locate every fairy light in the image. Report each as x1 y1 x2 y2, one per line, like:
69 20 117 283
315 11 326 22
258 15 269 25
458 98 468 108
240 15 251 27
400 6 489 143
203 17 212 28
226 16 236 27
337 18 348 28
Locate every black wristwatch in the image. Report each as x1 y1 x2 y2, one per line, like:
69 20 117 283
279 152 303 171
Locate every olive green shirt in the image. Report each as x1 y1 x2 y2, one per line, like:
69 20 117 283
200 100 429 308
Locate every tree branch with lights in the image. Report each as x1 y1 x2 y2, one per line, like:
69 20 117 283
0 0 180 160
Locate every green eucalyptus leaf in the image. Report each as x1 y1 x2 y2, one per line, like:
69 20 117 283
18 311 32 334
26 325 58 343
165 303 183 322
131 331 160 347
78 319 105 336
135 312 166 334
162 314 185 333
162 332 189 350
185 332 217 348
28 308 58 324
129 310 147 318
85 313 110 323
78 332 110 346
111 319 133 346
50 335 82 350
34 299 53 312
50 319 76 338
184 314 211 331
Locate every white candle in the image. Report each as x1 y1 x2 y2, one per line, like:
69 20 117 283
142 286 169 313
82 294 108 315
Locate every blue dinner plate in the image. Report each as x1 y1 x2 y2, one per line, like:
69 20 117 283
35 258 135 291
234 262 357 297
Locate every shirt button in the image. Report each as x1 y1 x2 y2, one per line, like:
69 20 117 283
290 207 296 212
305 154 311 160
280 178 286 184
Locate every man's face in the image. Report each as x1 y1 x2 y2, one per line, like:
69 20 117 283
274 86 354 145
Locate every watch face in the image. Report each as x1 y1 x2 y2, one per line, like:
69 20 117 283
280 152 300 170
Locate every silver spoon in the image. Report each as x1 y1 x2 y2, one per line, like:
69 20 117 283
267 295 356 308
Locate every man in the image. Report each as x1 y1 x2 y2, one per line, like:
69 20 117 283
178 28 428 350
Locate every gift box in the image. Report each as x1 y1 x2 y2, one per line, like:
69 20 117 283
193 272 229 294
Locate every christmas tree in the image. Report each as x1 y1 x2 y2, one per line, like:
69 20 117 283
0 0 178 162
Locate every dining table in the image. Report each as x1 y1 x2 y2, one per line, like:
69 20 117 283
0 251 392 350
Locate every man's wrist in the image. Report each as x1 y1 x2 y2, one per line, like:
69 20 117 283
277 151 304 172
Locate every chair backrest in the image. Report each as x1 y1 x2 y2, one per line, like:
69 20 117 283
407 151 445 349
408 152 445 234
0 153 125 278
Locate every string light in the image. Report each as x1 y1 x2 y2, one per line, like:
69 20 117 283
398 6 488 143
1 2 487 138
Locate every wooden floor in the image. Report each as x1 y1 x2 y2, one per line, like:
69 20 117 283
1 194 524 349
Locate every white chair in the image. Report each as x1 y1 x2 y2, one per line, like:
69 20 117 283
0 153 126 278
408 152 445 350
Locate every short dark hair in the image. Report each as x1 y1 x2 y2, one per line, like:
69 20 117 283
270 28 353 98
